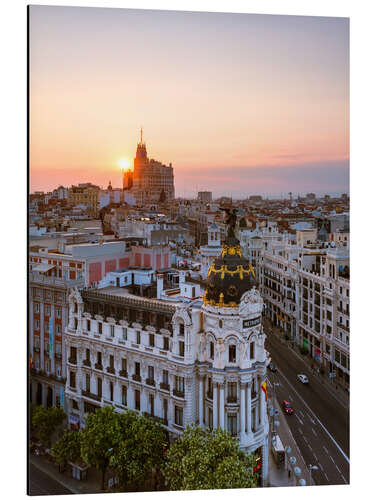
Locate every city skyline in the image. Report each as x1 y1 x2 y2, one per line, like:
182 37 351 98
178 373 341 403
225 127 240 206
29 6 349 197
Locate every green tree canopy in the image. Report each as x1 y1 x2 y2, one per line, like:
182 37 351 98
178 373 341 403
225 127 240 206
80 406 121 490
109 411 168 489
163 426 257 490
51 430 82 465
31 406 66 448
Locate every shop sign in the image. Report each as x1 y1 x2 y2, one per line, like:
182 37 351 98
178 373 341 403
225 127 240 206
243 317 261 328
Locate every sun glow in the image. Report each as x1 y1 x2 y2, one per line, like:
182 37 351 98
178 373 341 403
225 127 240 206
118 158 130 170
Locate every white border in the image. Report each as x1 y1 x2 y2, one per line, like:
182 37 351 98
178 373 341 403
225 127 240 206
1 1 374 499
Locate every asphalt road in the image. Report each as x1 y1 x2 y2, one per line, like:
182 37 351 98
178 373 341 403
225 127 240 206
265 332 350 486
28 463 73 496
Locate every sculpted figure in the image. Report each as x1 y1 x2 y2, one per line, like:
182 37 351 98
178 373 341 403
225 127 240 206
198 332 207 359
215 338 226 368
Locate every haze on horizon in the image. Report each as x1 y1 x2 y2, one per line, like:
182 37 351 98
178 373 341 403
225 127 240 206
29 6 349 197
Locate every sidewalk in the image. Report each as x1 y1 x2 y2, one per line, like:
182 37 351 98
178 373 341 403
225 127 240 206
267 391 312 487
29 453 103 495
265 321 349 410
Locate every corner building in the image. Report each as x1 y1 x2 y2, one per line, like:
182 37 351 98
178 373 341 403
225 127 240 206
64 228 269 483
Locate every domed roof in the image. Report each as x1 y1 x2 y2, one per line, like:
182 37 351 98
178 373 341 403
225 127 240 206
204 233 257 307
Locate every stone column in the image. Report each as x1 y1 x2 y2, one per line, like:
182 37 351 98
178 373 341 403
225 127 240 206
199 377 204 426
213 383 218 429
219 384 225 430
140 389 147 413
127 385 134 411
240 383 246 439
247 381 253 437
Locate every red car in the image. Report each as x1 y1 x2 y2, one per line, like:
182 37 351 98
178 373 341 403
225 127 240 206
282 400 294 415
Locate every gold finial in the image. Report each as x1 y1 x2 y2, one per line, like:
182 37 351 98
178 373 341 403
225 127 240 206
219 292 224 307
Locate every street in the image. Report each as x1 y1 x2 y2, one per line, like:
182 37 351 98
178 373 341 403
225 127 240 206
28 462 73 496
265 332 350 486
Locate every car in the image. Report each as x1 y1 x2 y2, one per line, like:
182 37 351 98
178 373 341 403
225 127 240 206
282 400 294 415
297 374 309 384
268 362 277 373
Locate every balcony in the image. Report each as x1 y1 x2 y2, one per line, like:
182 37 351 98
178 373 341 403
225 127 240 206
160 382 170 391
173 389 185 399
106 366 115 375
132 374 142 382
34 347 40 353
143 413 168 426
119 370 128 378
55 353 62 360
81 390 101 402
146 378 155 387
83 359 91 368
94 363 103 371
68 357 77 365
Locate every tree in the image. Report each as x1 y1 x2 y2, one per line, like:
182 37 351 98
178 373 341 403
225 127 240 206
32 406 66 448
51 430 82 466
163 426 257 490
80 406 120 490
110 411 168 489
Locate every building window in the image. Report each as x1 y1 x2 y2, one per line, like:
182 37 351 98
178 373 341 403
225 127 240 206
162 370 169 385
70 371 76 389
34 303 40 313
135 362 140 377
55 342 61 355
110 325 115 337
97 377 102 398
179 341 185 357
86 373 90 392
109 381 114 401
87 319 91 331
208 408 213 429
136 331 141 344
121 358 127 373
109 355 114 369
97 351 102 367
122 327 127 340
163 399 168 422
229 345 236 363
56 324 61 334
228 382 237 402
250 342 255 359
34 336 40 349
98 322 102 334
45 305 51 316
210 341 214 359
163 337 169 351
46 360 50 374
175 376 184 394
148 365 154 382
179 323 184 336
175 406 183 427
149 333 155 347
56 307 61 318
122 386 127 406
228 415 237 436
149 394 154 416
35 319 40 330
135 390 140 411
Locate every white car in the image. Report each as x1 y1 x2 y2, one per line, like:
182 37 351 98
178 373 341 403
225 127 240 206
297 374 309 384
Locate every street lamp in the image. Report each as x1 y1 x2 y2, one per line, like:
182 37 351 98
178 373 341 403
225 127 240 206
308 464 318 486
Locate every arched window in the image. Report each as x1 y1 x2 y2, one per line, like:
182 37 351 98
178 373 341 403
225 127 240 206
229 345 236 363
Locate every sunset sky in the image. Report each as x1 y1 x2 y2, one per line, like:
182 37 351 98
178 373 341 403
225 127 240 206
29 6 349 197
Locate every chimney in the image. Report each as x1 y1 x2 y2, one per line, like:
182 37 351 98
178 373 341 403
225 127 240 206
157 273 164 299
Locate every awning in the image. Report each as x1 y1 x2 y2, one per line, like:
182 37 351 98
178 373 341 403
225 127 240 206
33 263 56 273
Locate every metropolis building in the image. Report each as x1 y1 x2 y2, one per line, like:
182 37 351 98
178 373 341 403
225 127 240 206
124 131 175 205
64 214 269 483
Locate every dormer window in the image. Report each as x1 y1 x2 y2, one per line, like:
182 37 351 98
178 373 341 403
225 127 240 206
229 345 236 363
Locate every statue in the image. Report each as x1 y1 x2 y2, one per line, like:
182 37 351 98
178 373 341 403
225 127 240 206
239 288 263 318
198 332 207 359
220 207 238 239
215 338 226 368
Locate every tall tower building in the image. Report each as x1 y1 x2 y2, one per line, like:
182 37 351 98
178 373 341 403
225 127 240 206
130 129 175 205
199 209 269 483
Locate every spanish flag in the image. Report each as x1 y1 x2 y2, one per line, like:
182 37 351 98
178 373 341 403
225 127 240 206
29 355 33 370
261 380 268 401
